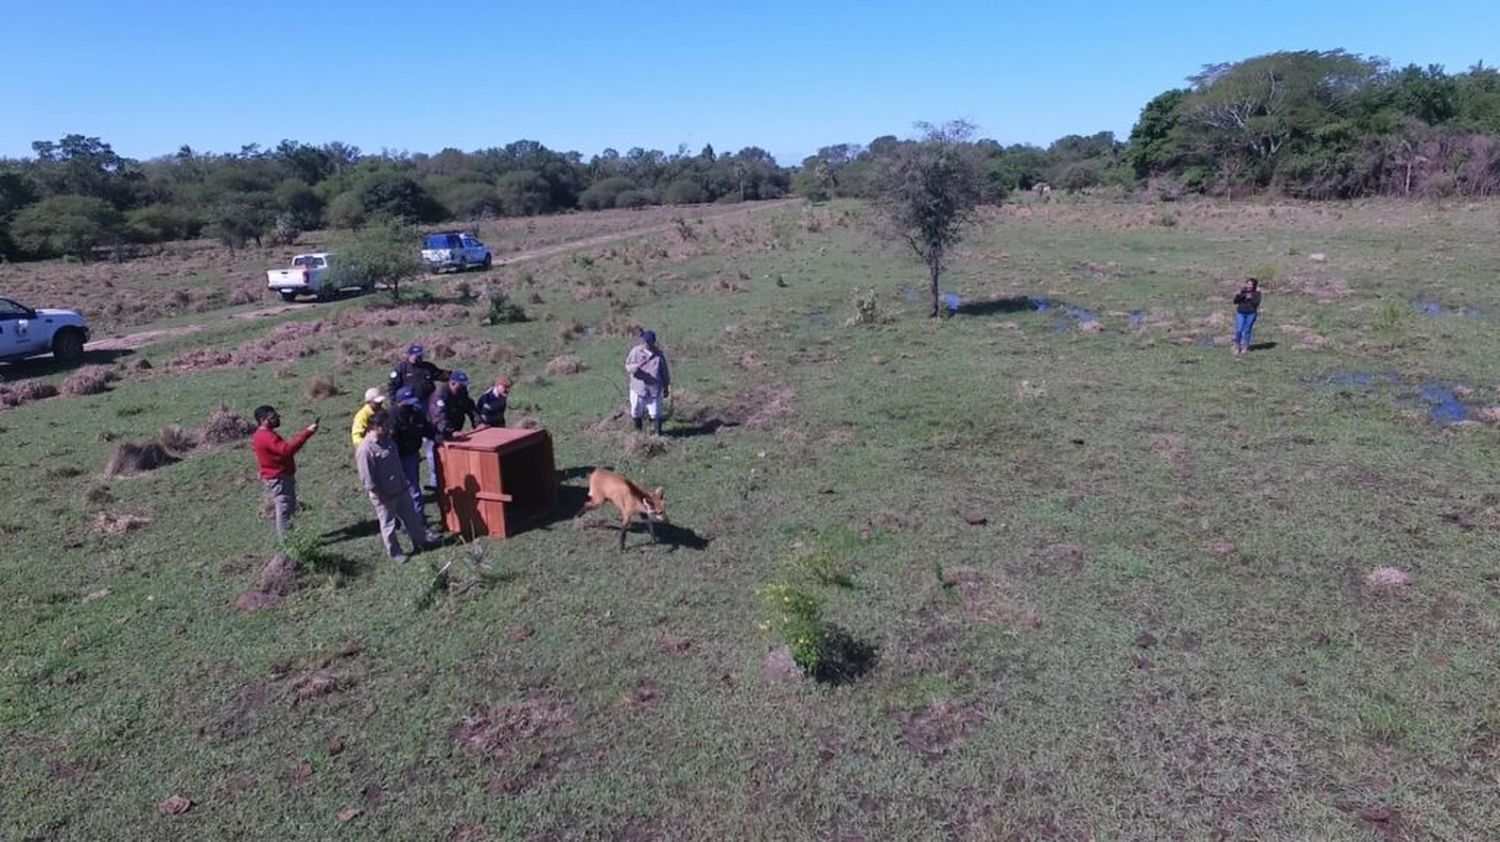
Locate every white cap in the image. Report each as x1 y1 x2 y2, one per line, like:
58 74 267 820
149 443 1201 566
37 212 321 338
364 387 386 403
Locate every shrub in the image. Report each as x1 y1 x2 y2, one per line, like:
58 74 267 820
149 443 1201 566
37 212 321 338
10 196 124 259
846 287 879 326
484 291 528 324
579 177 635 211
615 189 658 210
758 582 828 675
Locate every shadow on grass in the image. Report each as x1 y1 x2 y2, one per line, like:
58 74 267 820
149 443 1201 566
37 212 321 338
666 417 739 438
533 484 593 531
1248 341 1279 352
813 625 879 685
320 519 381 544
645 521 711 551
4 348 134 378
954 296 1035 316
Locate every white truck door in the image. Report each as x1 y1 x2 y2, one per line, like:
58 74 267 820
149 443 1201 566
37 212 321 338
0 299 34 356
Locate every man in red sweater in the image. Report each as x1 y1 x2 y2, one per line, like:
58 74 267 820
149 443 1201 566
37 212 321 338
252 404 319 537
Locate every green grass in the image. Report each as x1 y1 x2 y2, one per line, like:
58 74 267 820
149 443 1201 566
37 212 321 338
4 198 1500 839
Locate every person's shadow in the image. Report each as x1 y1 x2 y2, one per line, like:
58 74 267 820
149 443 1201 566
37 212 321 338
1247 341 1278 352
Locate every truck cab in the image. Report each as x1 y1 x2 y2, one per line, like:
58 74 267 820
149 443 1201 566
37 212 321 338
422 232 493 273
266 252 356 302
0 296 90 363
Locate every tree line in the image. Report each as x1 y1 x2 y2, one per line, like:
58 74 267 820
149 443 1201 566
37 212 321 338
3 49 1498 261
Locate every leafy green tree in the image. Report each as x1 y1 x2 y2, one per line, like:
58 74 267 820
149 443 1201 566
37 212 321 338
352 170 443 223
327 191 367 229
1180 51 1381 169
274 178 325 229
579 177 634 210
10 195 124 258
494 170 550 216
872 121 981 318
1127 89 1187 177
328 221 422 302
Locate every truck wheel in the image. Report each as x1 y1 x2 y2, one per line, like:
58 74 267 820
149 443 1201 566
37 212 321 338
316 286 335 302
456 257 467 273
52 329 85 363
481 253 493 269
280 292 298 303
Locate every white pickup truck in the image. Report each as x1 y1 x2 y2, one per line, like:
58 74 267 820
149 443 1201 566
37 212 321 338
422 232 493 273
0 296 90 363
266 252 370 302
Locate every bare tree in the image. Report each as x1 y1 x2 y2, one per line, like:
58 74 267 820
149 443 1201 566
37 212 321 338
873 121 981 318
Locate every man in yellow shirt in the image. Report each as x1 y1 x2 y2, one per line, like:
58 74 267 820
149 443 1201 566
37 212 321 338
350 387 386 446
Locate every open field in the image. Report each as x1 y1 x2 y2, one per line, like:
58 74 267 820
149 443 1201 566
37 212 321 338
0 201 788 337
3 197 1500 840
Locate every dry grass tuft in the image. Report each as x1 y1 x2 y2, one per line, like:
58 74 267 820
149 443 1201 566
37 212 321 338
198 404 255 445
104 440 177 477
546 355 586 376
62 366 115 396
305 374 344 399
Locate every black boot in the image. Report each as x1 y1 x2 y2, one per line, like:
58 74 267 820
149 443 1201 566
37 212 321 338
653 417 663 436
632 417 643 432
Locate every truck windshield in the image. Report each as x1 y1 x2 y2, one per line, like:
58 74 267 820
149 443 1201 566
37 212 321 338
425 234 459 249
292 256 325 268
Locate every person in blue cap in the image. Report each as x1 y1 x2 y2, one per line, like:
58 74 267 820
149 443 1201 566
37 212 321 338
427 369 476 441
391 387 435 522
625 329 670 435
389 343 449 489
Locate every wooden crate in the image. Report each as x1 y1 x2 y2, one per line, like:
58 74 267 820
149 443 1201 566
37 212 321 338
436 427 558 539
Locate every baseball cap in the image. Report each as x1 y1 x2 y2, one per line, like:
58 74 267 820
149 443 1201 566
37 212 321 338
363 387 385 404
451 370 469 385
395 387 420 407
406 344 424 357
641 329 657 344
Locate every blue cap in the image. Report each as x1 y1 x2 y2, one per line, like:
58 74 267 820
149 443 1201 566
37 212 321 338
395 387 420 407
641 330 656 344
451 370 469 385
406 344 423 357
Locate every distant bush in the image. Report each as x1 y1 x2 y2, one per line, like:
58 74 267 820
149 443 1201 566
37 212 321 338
615 189 658 210
11 195 124 258
662 177 707 205
126 204 203 243
578 177 635 211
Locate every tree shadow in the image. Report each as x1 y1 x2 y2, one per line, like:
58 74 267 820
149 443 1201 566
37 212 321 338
4 347 134 378
813 625 879 685
1248 341 1279 352
955 296 1037 316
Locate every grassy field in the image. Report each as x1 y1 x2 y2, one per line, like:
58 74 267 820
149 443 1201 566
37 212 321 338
3 197 1500 840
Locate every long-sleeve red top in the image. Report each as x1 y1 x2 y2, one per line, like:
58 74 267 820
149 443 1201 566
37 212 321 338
252 427 314 479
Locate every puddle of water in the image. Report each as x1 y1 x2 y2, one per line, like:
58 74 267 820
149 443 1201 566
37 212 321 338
1128 310 1147 327
1414 298 1485 318
1417 383 1470 424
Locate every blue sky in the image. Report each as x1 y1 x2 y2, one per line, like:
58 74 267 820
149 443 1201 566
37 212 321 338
5 0 1498 165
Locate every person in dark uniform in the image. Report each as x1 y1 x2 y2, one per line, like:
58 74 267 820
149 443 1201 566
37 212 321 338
476 376 511 428
389 344 449 487
391 387 435 523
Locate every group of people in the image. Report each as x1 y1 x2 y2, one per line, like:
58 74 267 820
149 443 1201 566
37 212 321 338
250 330 672 563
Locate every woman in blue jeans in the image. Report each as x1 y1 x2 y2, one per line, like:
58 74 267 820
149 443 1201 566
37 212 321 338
1232 278 1261 355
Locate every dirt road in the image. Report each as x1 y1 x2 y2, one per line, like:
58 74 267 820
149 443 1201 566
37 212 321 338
88 200 791 353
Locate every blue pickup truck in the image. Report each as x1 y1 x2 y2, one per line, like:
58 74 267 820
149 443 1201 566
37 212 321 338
421 232 493 273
